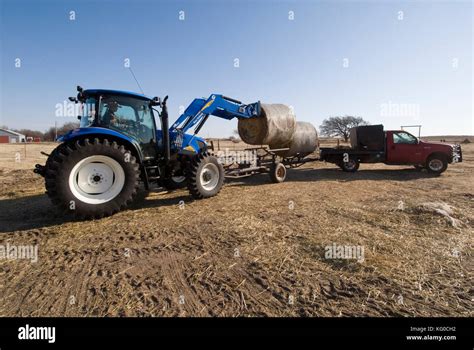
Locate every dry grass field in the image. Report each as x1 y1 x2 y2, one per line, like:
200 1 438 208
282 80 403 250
0 138 472 317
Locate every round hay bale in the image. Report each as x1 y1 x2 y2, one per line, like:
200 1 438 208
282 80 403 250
271 121 318 157
238 104 296 145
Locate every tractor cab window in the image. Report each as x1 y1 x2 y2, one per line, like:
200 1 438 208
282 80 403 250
97 95 156 156
393 132 418 145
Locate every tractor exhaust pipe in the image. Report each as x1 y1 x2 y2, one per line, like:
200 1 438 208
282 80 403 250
161 96 171 164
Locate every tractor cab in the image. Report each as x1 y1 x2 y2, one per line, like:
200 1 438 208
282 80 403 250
74 88 159 159
72 87 208 160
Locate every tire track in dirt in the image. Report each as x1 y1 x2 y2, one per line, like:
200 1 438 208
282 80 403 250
156 251 206 316
1 143 473 316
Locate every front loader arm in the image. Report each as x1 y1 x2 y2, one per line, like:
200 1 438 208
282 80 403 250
170 94 261 134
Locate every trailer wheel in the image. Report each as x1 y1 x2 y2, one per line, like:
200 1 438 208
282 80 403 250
426 155 447 174
270 162 287 183
340 158 360 172
44 138 140 219
186 152 224 199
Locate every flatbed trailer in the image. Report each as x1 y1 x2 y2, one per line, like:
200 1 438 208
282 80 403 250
221 146 318 183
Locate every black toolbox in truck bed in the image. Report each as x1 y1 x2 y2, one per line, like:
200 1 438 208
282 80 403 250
350 125 385 151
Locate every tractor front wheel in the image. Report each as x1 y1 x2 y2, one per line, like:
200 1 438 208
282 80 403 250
44 138 140 219
186 152 224 199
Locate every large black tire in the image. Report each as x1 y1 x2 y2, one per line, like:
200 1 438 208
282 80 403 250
269 162 287 183
44 138 140 219
340 157 360 172
426 155 448 174
186 152 224 199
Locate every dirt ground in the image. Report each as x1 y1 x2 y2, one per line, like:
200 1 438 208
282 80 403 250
0 140 472 317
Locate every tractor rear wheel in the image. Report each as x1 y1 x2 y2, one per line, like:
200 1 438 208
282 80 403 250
186 152 224 199
44 138 140 219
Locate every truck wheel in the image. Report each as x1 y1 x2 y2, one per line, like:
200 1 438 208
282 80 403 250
269 162 287 183
44 138 140 219
162 175 187 190
186 152 224 199
426 155 447 174
340 158 360 172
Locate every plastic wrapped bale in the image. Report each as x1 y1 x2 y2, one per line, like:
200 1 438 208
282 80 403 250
271 121 318 158
238 104 296 145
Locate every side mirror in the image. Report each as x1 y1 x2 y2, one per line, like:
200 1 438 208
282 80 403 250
151 96 161 106
69 97 78 103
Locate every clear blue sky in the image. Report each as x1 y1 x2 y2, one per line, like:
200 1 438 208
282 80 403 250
0 0 472 137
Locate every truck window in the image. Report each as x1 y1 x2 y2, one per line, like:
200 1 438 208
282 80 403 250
393 132 417 144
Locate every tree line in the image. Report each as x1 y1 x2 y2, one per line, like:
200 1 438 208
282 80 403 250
2 122 80 141
4 116 369 143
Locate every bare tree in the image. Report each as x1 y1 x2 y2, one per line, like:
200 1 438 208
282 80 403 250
44 122 80 141
319 116 369 141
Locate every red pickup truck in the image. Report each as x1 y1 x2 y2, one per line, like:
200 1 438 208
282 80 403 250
319 125 462 174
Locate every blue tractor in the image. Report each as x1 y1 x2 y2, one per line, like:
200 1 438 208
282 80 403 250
35 86 260 219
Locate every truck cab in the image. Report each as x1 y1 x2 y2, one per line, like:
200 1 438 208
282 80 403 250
385 130 462 172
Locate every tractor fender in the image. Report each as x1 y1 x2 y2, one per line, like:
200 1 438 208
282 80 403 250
57 127 145 163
